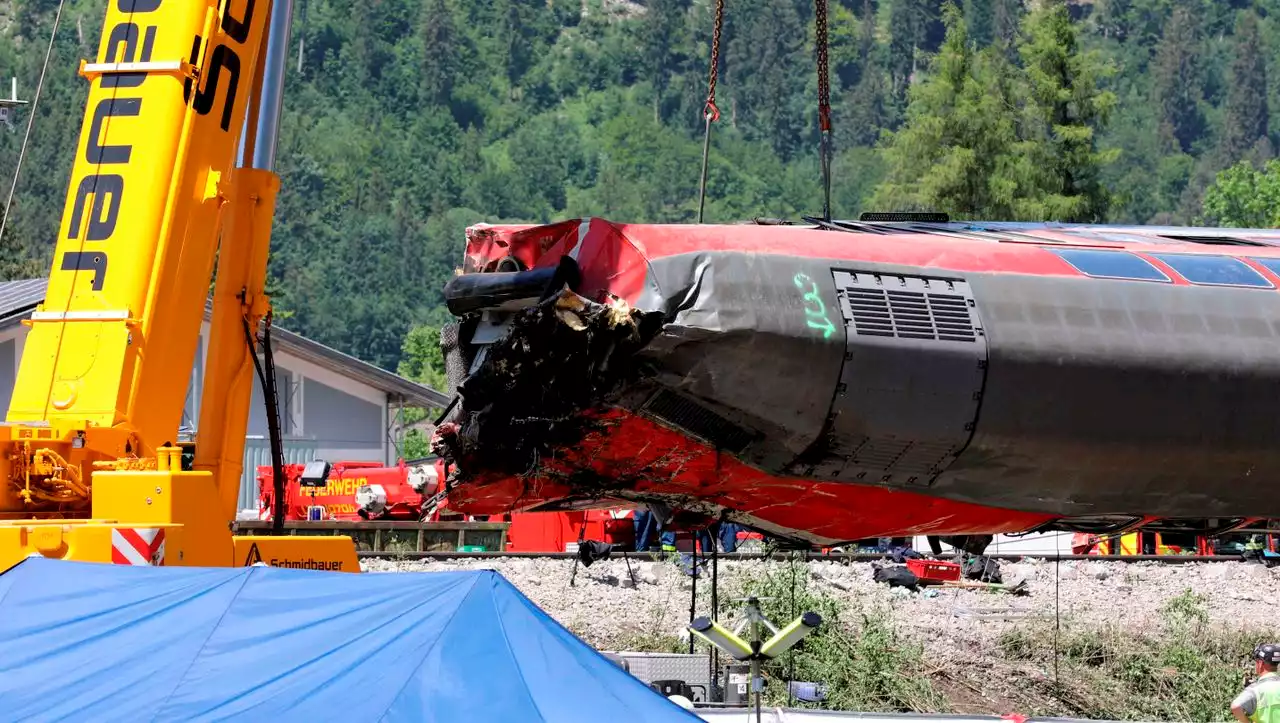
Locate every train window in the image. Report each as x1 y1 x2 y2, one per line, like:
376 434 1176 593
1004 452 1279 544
1249 257 1280 281
1150 253 1274 288
1049 248 1170 282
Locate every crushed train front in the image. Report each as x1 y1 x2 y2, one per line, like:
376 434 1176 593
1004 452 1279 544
431 218 1280 546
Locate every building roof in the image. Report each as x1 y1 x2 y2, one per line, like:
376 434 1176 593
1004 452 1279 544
0 279 51 327
0 278 449 409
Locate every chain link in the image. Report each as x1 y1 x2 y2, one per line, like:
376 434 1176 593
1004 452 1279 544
698 0 727 222
815 0 833 221
704 0 725 121
815 0 831 130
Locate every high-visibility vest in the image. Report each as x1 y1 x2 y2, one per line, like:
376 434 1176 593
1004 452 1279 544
1244 673 1280 723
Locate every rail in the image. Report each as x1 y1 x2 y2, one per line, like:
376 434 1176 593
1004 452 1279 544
230 522 1255 562
353 549 1246 563
232 520 508 553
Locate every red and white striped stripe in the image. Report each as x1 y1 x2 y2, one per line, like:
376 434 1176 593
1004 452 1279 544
111 528 166 566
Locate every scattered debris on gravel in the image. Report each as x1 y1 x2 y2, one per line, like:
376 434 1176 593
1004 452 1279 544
363 557 1277 646
365 556 1280 718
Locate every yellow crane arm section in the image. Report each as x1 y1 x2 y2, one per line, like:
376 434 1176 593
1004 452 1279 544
9 1 258 446
0 0 357 572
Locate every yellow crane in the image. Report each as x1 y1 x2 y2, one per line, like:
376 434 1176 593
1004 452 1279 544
0 0 357 571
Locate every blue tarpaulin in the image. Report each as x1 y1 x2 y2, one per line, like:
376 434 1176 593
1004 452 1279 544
0 557 700 722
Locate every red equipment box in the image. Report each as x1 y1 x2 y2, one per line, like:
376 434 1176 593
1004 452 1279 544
906 558 961 582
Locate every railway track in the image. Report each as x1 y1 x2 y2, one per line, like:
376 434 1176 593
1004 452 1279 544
232 521 1257 565
357 550 1246 564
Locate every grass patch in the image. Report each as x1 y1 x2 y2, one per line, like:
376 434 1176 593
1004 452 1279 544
615 630 687 654
722 559 945 713
998 587 1273 721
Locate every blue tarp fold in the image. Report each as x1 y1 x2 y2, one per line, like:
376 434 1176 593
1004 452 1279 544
0 558 697 722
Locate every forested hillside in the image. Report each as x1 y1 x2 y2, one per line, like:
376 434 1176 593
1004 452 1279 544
2 0 1279 373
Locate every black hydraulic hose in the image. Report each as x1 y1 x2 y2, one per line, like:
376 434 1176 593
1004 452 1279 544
243 315 288 535
443 265 566 316
261 316 288 535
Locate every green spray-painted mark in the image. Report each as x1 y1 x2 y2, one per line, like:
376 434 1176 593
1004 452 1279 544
793 272 836 339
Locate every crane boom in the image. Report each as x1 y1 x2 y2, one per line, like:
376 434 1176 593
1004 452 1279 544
0 0 357 571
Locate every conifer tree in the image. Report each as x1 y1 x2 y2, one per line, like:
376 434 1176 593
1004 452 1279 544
641 0 684 122
964 0 993 47
992 0 1023 50
1151 6 1205 153
1220 10 1270 165
871 3 1020 218
1017 1 1118 221
418 0 458 106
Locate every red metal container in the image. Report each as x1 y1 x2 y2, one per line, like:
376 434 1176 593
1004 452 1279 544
906 558 962 582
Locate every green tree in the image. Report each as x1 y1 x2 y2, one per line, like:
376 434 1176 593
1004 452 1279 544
1219 10 1269 165
887 0 925 101
1151 6 1205 153
1015 1 1118 222
992 0 1024 51
871 3 1021 218
725 1 807 159
1199 159 1280 228
641 0 685 122
964 0 994 47
418 0 459 105
398 324 449 392
837 0 895 148
395 324 449 459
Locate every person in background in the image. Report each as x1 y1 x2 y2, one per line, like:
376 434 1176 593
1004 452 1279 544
633 507 657 552
718 521 743 553
661 528 678 554
1245 535 1267 563
1232 643 1280 722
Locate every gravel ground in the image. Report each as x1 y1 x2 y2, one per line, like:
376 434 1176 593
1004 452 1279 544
364 556 1280 715
362 556 1280 653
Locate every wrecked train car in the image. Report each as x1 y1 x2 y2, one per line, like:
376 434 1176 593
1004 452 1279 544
431 217 1280 546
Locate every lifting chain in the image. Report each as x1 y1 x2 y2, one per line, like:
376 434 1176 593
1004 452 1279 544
704 0 725 123
815 0 833 222
696 0 726 224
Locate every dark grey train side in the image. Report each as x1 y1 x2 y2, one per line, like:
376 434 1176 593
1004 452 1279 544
625 250 1280 521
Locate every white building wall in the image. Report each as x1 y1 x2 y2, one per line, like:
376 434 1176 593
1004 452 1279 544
909 532 1075 555
0 316 397 515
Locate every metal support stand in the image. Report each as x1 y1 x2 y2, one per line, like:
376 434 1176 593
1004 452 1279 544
568 519 587 587
711 539 720 701
621 550 636 587
688 538 698 654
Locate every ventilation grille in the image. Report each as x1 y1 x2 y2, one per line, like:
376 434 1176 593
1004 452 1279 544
844 438 958 476
838 272 978 343
859 212 951 223
643 389 756 454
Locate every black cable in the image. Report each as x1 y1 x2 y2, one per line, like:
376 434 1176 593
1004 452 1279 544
1054 555 1061 689
689 538 698 655
242 315 287 535
711 531 720 701
788 551 797 707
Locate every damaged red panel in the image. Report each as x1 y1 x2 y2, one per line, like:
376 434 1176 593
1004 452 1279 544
447 409 1055 545
436 218 1280 545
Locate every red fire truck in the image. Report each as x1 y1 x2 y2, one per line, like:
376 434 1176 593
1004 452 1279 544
256 457 635 552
